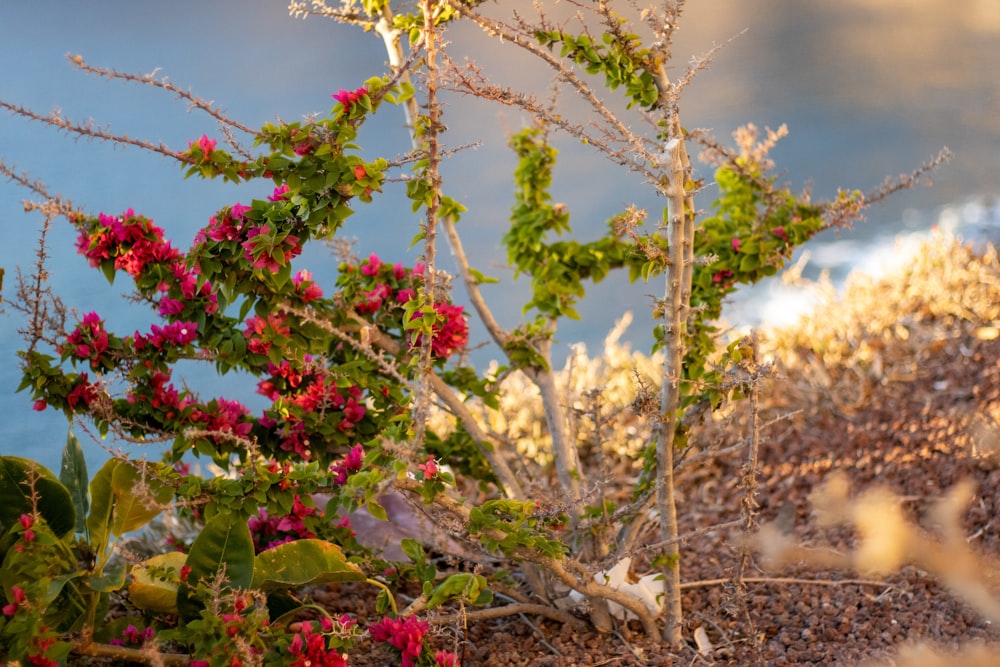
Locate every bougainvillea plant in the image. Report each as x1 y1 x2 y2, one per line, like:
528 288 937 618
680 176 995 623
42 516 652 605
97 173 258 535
0 0 922 663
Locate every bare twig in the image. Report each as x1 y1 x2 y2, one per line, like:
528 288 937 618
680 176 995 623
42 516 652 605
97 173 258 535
0 100 183 160
68 54 257 137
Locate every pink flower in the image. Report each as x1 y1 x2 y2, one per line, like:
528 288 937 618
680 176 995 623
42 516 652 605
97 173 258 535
435 650 458 667
158 296 185 317
361 253 382 277
62 311 110 369
285 619 348 667
242 225 302 272
410 303 469 358
772 226 788 242
712 269 734 286
231 203 251 220
332 86 368 109
2 587 26 616
369 616 429 667
356 283 391 314
32 400 47 411
268 184 291 202
417 456 438 480
66 375 99 409
190 134 216 156
731 237 741 252
292 270 323 302
332 444 364 485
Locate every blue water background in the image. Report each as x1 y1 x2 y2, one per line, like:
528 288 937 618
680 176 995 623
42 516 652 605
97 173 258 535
1 0 998 473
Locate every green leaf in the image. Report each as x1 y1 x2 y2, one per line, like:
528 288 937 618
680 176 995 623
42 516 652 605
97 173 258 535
101 260 117 285
59 429 89 534
469 267 499 285
426 573 490 610
366 499 388 522
86 559 127 594
109 462 174 537
87 459 117 559
400 538 426 565
178 512 255 621
0 456 75 539
251 539 365 591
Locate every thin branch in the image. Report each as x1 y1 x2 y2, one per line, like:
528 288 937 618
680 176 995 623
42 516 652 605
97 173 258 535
429 601 588 629
0 100 183 160
440 0 657 173
863 147 954 208
68 54 258 137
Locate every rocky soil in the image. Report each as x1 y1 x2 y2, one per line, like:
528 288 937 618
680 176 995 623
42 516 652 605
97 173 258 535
325 237 1000 666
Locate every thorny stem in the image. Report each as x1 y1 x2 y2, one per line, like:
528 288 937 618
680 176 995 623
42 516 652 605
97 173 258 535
68 54 258 138
410 0 444 453
429 601 587 629
72 641 189 666
0 100 183 161
734 334 765 663
655 135 686 647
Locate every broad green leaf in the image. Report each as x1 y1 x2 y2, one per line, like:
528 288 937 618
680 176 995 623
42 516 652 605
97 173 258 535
109 462 174 537
251 539 365 591
128 551 186 613
0 456 75 538
401 538 426 565
59 429 89 534
178 512 255 621
86 559 127 594
87 459 117 558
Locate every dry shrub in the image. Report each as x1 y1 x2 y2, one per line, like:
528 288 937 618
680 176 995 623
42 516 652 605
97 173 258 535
765 231 1000 416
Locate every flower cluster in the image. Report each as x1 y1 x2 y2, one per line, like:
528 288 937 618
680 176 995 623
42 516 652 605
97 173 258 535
109 624 155 647
339 253 469 359
187 593 269 667
242 224 302 272
132 320 198 351
368 616 459 667
368 615 428 667
126 364 188 421
292 269 323 302
410 302 469 359
188 398 253 446
61 312 110 370
189 134 217 159
285 616 355 667
1 586 26 616
331 444 364 485
245 312 292 358
74 208 218 319
332 85 368 109
248 494 318 553
257 361 368 460
74 209 181 278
